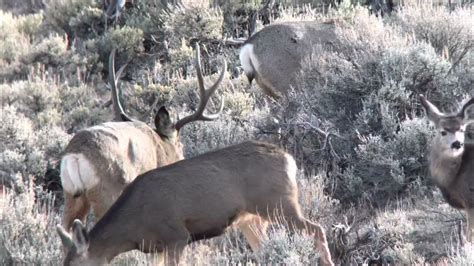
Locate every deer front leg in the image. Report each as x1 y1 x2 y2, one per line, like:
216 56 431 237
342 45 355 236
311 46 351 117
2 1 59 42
160 222 190 266
62 192 90 231
238 214 268 252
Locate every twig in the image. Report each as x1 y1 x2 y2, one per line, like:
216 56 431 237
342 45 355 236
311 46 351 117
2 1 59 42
446 44 473 76
296 121 347 160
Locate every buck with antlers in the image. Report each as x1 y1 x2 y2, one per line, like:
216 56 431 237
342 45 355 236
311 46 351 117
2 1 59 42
420 94 474 242
57 140 334 266
60 44 226 230
239 20 341 99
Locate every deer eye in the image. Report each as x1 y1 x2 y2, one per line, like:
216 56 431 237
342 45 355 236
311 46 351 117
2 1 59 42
441 130 447 136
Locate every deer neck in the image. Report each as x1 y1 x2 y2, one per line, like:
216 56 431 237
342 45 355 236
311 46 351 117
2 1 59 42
88 219 135 262
159 138 184 163
429 148 463 188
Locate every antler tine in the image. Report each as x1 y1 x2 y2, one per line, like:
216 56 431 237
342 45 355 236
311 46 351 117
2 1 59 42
195 43 206 102
109 48 131 122
174 44 227 131
198 59 227 121
193 43 227 121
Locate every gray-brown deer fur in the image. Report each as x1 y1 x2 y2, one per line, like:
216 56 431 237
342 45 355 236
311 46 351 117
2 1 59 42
420 94 474 242
239 20 341 99
56 141 334 266
60 45 226 230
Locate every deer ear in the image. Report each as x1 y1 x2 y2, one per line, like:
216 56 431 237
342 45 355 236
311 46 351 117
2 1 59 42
154 106 175 137
56 224 74 250
71 219 89 254
458 98 474 121
420 94 442 124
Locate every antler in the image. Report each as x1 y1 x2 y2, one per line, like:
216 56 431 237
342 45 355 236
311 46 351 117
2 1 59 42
174 44 227 131
109 49 132 122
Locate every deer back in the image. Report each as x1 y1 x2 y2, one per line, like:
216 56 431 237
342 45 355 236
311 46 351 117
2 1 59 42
86 141 297 249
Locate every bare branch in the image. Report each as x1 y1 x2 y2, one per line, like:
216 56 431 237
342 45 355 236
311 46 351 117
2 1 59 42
296 121 346 160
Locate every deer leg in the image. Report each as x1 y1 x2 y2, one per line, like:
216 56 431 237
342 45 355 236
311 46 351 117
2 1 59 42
62 192 90 231
238 214 269 252
147 252 164 266
467 208 474 243
276 200 334 266
161 222 190 266
88 182 122 222
163 241 186 266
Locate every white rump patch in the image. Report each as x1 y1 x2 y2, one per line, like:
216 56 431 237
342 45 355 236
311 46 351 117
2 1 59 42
284 153 298 187
239 43 257 77
60 154 99 194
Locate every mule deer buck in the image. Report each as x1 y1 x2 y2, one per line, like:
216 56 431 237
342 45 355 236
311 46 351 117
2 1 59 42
60 45 226 230
420 94 474 242
239 21 341 99
57 141 334 266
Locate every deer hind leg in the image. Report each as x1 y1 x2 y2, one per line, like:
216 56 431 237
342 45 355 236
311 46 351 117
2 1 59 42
237 214 269 252
273 199 334 266
467 208 474 243
62 192 90 231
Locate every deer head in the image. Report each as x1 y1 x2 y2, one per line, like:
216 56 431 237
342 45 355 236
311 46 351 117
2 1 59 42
57 220 102 266
420 94 474 158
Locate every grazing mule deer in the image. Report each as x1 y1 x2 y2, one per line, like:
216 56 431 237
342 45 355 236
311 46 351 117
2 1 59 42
57 141 334 266
60 45 226 230
420 94 474 242
239 21 341 99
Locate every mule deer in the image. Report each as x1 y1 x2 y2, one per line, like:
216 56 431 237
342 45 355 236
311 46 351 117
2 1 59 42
60 45 226 230
420 94 474 242
239 21 341 99
57 141 334 266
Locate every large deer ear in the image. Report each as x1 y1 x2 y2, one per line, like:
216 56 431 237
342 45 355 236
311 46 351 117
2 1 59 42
458 97 474 122
57 224 74 250
154 106 175 138
419 94 443 124
71 219 89 254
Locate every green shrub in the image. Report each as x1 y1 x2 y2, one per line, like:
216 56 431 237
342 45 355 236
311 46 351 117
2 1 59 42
279 6 472 205
258 227 319 265
69 6 104 37
162 5 223 49
0 11 33 63
101 26 144 54
44 0 97 37
90 26 144 67
0 105 69 185
16 13 43 38
390 5 473 67
0 175 62 265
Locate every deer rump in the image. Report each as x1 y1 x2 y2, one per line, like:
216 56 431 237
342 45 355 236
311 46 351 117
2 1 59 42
240 21 341 98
